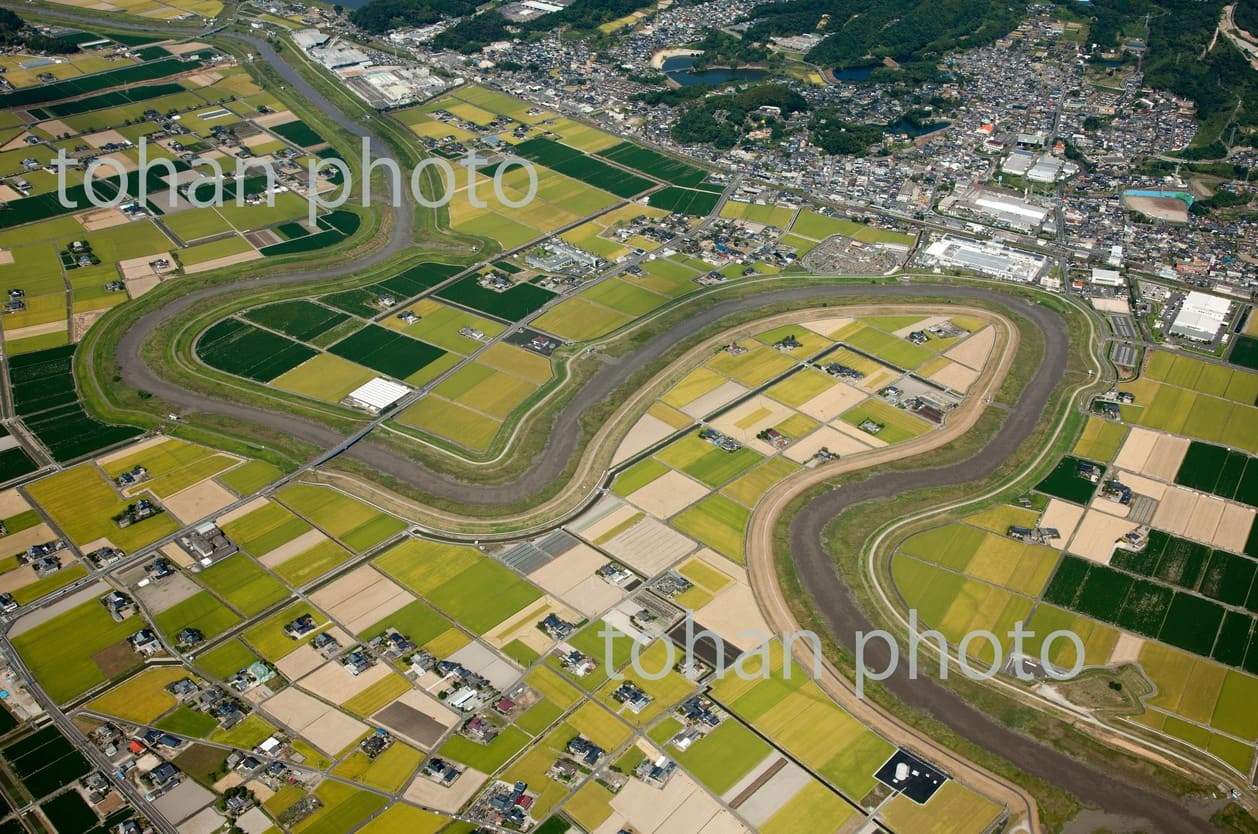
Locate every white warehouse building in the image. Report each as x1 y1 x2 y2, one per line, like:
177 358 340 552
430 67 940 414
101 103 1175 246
1169 292 1231 343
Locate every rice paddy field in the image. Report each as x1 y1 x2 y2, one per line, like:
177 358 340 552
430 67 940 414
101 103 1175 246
372 537 541 635
1119 350 1258 452
11 596 144 702
24 463 179 551
392 343 550 451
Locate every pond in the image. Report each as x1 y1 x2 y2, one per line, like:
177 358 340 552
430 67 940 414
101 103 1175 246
662 55 767 87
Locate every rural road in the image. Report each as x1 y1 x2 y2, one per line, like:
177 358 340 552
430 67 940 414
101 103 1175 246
33 9 1215 830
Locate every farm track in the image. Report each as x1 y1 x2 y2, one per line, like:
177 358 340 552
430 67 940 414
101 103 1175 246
27 9 1218 830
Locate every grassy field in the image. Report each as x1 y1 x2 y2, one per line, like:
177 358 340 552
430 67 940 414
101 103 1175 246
656 434 763 488
154 591 242 642
880 781 1003 834
373 538 541 633
25 465 181 552
671 495 750 562
218 460 284 496
839 400 931 444
342 672 411 716
196 640 261 678
613 458 671 497
197 554 290 616
1072 416 1127 461
273 538 353 586
354 804 446 834
271 353 377 403
762 782 855 834
766 367 838 408
596 640 695 725
670 718 771 794
386 299 506 354
84 667 189 724
243 602 328 661
532 296 634 341
438 725 530 772
396 398 502 451
276 484 406 551
707 342 797 387
11 598 142 702
219 500 312 556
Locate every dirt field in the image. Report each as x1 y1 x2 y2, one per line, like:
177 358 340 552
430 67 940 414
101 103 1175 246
134 571 202 615
929 360 980 393
691 582 772 651
403 767 488 812
118 253 174 281
945 325 995 370
627 469 710 518
601 765 740 834
570 498 638 541
802 317 853 337
1123 195 1189 224
795 384 867 422
1113 427 1190 482
734 760 811 826
614 413 680 465
373 689 459 749
783 425 873 463
275 643 325 681
309 565 413 634
1111 471 1167 501
711 395 797 453
1151 487 1255 551
680 381 749 419
527 543 625 617
78 206 131 231
1109 632 1144 666
833 418 888 448
1067 510 1139 564
262 687 368 755
163 479 238 524
184 250 262 275
601 516 697 576
483 595 579 654
258 528 329 568
1040 499 1085 544
0 489 30 518
215 497 272 526
300 659 394 704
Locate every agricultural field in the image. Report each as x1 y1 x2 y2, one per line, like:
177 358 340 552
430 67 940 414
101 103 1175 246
24 463 179 551
789 209 915 247
1120 349 1258 452
373 537 541 634
8 345 141 461
11 595 144 702
393 343 551 452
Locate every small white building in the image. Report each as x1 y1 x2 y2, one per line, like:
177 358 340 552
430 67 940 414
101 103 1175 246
344 378 409 414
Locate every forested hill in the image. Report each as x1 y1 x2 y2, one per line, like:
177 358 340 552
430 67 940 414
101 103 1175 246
742 0 1022 70
0 9 80 53
1069 0 1258 147
348 0 478 35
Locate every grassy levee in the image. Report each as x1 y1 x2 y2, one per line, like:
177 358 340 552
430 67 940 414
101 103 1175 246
320 276 1036 525
767 292 1214 828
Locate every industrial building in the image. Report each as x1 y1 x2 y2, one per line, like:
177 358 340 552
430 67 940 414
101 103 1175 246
1169 291 1231 342
919 234 1047 283
344 378 410 413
